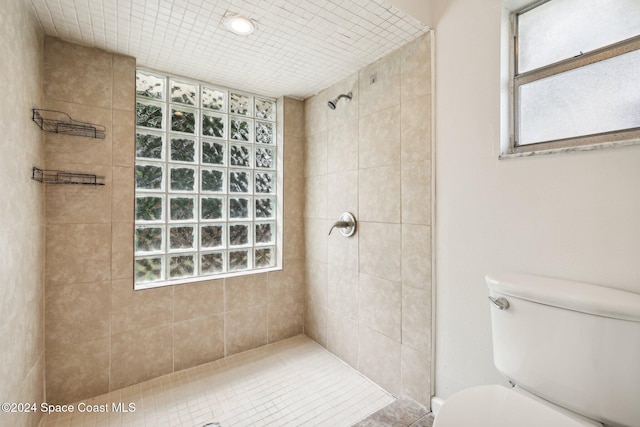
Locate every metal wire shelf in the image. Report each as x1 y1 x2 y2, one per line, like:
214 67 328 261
31 167 105 186
32 109 106 139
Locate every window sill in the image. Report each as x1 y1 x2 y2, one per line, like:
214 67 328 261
500 138 640 159
134 265 283 290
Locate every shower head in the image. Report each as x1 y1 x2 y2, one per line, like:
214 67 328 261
328 92 352 110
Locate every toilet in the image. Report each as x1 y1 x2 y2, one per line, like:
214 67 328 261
433 273 640 427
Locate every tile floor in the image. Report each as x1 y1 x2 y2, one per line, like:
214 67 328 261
353 398 433 427
40 335 395 426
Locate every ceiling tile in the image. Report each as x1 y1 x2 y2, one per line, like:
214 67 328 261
29 0 428 99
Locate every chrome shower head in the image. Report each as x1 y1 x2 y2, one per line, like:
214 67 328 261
328 92 352 110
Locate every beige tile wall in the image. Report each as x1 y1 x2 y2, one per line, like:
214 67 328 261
43 37 306 405
0 1 46 427
304 33 432 405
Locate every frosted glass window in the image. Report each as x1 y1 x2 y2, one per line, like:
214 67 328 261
136 102 163 129
509 0 640 154
135 257 163 283
518 49 640 145
230 93 252 116
255 99 275 120
136 71 164 100
170 196 195 221
171 107 196 134
135 227 163 253
135 69 278 289
136 133 163 159
517 0 640 73
170 79 197 105
202 87 226 111
255 248 275 268
201 252 224 274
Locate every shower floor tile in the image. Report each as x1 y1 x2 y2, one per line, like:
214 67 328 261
40 335 394 427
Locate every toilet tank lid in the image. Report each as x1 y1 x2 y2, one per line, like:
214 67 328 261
486 273 640 322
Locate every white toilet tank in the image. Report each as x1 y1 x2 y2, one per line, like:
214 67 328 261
486 273 640 427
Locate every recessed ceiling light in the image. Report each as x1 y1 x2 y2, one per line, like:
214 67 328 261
223 14 256 35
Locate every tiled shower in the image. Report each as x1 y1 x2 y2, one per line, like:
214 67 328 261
0 0 433 425
40 37 307 404
303 36 432 401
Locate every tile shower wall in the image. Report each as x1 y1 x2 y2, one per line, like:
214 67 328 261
304 33 432 405
43 37 305 405
0 2 46 427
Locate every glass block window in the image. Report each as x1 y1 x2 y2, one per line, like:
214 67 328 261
135 69 278 288
507 0 640 155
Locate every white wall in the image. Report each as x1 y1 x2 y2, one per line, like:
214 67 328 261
432 0 640 400
386 0 433 27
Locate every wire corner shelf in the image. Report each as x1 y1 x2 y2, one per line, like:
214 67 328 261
32 167 105 186
32 108 106 139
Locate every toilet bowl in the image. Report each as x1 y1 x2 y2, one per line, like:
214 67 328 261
433 273 640 427
433 385 601 427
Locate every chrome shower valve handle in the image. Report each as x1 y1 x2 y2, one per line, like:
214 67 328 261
328 221 351 235
328 212 357 237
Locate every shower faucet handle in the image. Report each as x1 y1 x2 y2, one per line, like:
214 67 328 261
328 221 351 235
328 212 357 237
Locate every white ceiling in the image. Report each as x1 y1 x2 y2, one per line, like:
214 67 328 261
30 0 429 99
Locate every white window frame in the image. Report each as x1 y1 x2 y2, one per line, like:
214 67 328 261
134 68 282 290
506 0 640 156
